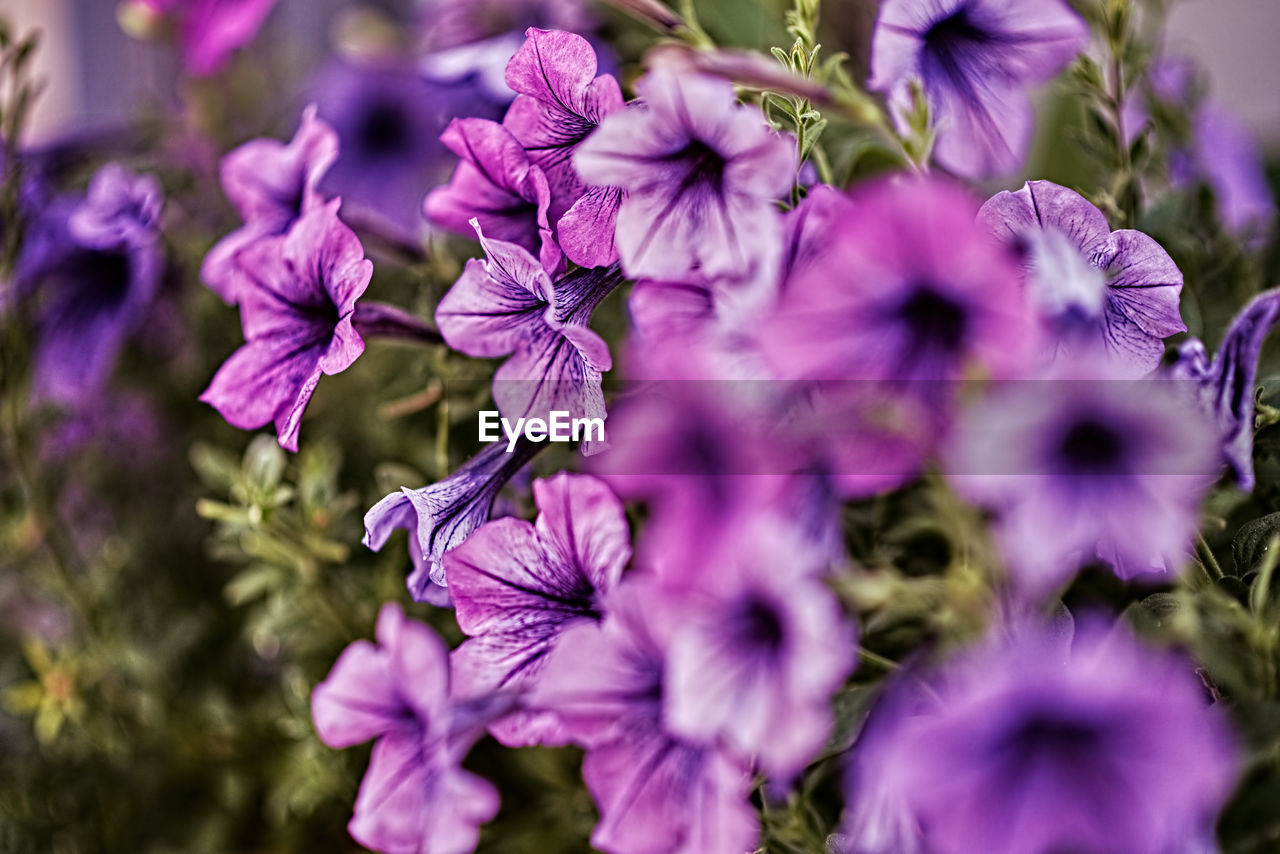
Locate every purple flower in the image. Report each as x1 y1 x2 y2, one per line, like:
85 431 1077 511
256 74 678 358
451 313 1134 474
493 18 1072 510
659 521 855 781
761 177 1036 384
435 221 623 442
869 0 1088 178
533 580 760 854
199 200 371 452
979 180 1186 378
444 473 630 746
125 0 277 76
418 0 596 52
202 105 338 304
947 357 1220 594
503 28 625 268
424 118 559 273
364 439 544 603
311 60 506 243
1168 288 1280 491
312 602 506 854
13 163 164 405
844 618 1238 854
574 68 796 283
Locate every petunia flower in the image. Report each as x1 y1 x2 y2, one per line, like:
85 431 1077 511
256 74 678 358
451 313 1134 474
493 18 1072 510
979 179 1186 377
1167 288 1280 491
532 579 760 854
868 0 1088 178
660 521 855 782
947 354 1220 594
312 602 510 854
444 473 630 746
202 105 338 304
574 67 796 284
435 220 623 446
311 60 506 244
200 200 372 452
13 163 164 405
844 618 1238 854
417 0 597 53
121 0 278 77
503 27 626 268
424 119 560 273
364 439 544 604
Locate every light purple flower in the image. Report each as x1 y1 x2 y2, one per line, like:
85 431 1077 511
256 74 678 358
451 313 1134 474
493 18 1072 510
202 105 338 304
199 200 371 452
13 163 164 405
869 0 1088 178
424 118 560 273
312 602 506 854
659 521 855 781
311 60 506 243
503 27 626 268
125 0 277 76
435 220 622 443
418 0 596 52
1168 288 1280 491
979 179 1186 378
844 618 1238 854
533 580 760 854
574 68 796 283
364 439 544 603
444 473 630 746
947 356 1220 594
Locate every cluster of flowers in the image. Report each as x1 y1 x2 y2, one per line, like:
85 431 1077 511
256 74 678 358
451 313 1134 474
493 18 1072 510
12 0 1277 851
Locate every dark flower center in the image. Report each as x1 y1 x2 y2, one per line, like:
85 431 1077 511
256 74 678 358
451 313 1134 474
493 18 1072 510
674 139 728 195
729 594 786 654
922 7 991 79
898 286 969 356
1000 713 1105 769
356 102 411 157
70 248 134 310
1059 417 1127 474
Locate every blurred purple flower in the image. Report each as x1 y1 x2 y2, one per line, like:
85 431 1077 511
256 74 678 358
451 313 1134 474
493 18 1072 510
418 0 596 53
312 602 508 854
947 357 1220 594
13 163 164 405
311 60 506 243
200 200 371 452
868 0 1087 178
533 580 760 854
575 68 796 283
445 473 630 746
503 27 626 268
761 177 1036 384
1168 288 1280 491
660 521 855 782
435 221 623 443
125 0 277 76
364 439 544 603
844 618 1238 854
425 118 561 272
979 180 1186 377
202 105 338 304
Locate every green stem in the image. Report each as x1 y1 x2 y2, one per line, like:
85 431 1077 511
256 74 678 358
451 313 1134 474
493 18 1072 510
1196 534 1225 583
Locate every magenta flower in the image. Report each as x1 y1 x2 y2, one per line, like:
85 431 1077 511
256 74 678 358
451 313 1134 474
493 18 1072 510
202 105 338 304
1168 288 1280 491
533 580 760 854
312 603 507 854
444 473 630 746
869 0 1088 177
200 200 371 452
126 0 278 77
435 221 622 443
844 618 1238 854
424 118 559 273
503 28 625 268
660 521 855 781
979 180 1186 377
947 356 1220 594
761 177 1036 384
574 68 796 283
